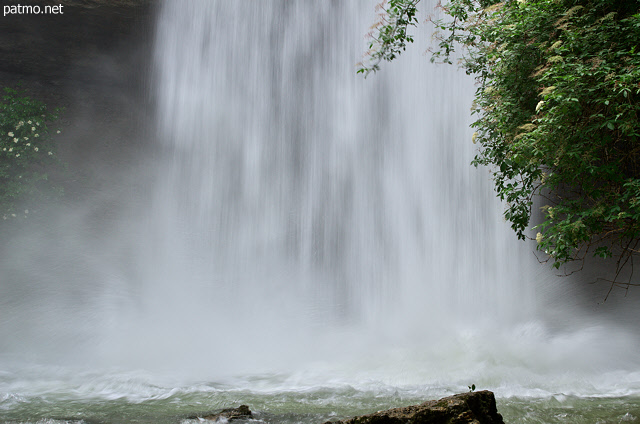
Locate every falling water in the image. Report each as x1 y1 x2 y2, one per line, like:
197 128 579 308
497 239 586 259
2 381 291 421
2 0 640 422
109 0 638 388
131 0 535 377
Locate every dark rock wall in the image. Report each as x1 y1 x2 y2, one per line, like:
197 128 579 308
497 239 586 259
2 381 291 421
0 0 155 86
0 0 159 200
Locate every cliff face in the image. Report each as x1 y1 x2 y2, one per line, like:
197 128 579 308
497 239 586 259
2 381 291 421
0 0 158 201
0 0 155 87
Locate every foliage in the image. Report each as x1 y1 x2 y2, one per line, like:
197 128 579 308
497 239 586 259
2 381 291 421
358 0 421 76
362 0 640 292
0 87 64 221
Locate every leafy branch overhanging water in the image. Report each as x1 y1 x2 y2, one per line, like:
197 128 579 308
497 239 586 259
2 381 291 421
362 0 640 297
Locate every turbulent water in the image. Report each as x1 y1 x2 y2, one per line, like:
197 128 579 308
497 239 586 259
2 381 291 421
2 0 640 423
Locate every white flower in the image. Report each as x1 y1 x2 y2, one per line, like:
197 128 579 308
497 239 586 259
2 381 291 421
26 143 30 146
9 148 13 152
31 127 36 132
540 86 556 97
536 232 543 244
13 138 18 142
551 41 563 50
34 134 39 138
23 137 28 140
27 120 32 124
15 154 20 158
548 207 555 219
34 147 39 152
11 214 16 217
7 132 13 137
48 151 53 156
56 130 61 134
2 148 5 151
536 100 545 112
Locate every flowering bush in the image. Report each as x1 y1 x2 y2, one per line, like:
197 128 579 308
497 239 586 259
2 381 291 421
0 87 63 220
363 0 640 292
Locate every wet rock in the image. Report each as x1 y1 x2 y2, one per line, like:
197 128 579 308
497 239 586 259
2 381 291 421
190 405 253 422
327 391 504 424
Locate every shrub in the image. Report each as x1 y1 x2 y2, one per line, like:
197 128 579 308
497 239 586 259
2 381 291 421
362 0 640 293
0 87 64 221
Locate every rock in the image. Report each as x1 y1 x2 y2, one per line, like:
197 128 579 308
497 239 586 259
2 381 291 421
0 0 158 201
0 0 156 86
327 391 504 424
189 405 253 422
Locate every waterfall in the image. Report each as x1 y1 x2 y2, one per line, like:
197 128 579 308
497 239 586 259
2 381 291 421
129 0 640 389
118 0 539 377
2 0 640 402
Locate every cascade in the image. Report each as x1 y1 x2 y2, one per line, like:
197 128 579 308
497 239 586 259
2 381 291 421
103 0 640 390
130 0 536 377
2 2 640 416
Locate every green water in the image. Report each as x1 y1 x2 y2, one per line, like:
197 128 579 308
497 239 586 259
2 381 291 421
3 393 640 423
3 377 640 424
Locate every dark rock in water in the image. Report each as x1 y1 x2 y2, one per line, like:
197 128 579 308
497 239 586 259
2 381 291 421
327 391 504 424
190 405 253 422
